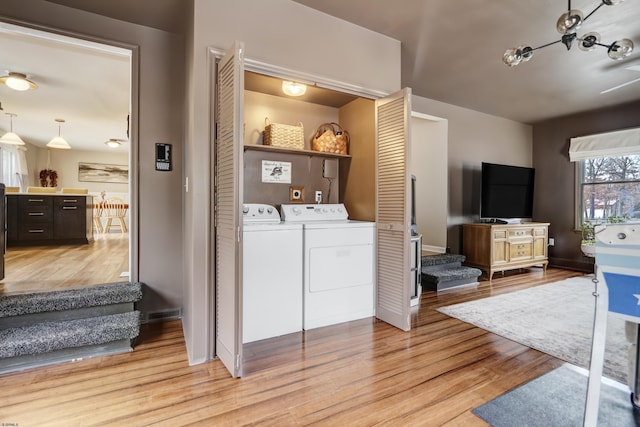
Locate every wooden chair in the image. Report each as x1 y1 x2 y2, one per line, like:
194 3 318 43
92 196 104 234
103 197 128 233
27 186 57 193
61 188 89 194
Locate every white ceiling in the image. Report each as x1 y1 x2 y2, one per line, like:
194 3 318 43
1 0 638 153
0 21 130 152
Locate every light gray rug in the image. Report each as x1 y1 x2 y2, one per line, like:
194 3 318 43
473 364 640 427
438 276 630 383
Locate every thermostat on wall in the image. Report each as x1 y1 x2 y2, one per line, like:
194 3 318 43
156 143 172 171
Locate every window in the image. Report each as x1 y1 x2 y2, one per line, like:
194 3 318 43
0 146 25 189
576 154 640 226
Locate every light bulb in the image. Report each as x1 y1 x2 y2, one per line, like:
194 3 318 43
503 48 519 66
608 38 634 60
556 10 584 34
282 81 307 96
579 32 601 51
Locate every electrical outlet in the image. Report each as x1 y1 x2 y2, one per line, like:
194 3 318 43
549 237 555 246
289 186 304 201
315 191 322 203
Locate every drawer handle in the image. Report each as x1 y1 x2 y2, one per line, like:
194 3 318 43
62 206 78 210
28 212 45 216
28 229 45 233
28 198 44 202
63 199 79 203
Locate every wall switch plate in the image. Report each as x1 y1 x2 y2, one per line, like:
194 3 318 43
289 186 304 201
315 191 322 203
549 237 555 246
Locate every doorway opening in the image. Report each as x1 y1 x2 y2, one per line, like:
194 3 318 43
0 21 136 294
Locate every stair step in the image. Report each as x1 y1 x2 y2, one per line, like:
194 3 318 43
421 253 466 267
422 266 482 292
422 261 462 272
0 282 143 319
0 311 141 360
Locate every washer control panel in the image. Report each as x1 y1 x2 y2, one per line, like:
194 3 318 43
242 203 281 223
281 203 348 222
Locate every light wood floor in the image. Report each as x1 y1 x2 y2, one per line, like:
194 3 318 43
0 232 129 294
0 267 586 426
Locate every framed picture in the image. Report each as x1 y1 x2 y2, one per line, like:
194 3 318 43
78 162 128 184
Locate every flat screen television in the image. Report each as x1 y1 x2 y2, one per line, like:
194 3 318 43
480 162 535 221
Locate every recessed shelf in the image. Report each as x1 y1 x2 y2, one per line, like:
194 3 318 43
244 144 351 159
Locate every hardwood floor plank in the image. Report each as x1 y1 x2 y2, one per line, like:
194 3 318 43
0 268 589 425
0 232 129 294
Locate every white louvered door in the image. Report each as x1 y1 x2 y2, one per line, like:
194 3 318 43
375 88 412 331
215 41 245 377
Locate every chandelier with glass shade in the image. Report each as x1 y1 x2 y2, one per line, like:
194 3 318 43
503 0 634 67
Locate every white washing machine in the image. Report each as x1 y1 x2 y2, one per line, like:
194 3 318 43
281 203 375 330
242 203 303 343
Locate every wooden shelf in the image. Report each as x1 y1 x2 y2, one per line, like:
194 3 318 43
244 144 351 159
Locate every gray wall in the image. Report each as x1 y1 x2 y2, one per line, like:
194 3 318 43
411 95 533 254
532 99 640 272
0 0 185 316
186 0 401 364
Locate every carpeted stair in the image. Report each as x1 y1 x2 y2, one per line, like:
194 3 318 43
0 282 142 374
421 254 481 292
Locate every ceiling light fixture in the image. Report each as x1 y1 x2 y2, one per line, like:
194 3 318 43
503 0 634 67
0 72 38 91
47 118 71 149
104 138 125 148
0 112 26 145
282 81 307 97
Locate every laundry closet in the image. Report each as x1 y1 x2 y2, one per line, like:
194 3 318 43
213 40 413 377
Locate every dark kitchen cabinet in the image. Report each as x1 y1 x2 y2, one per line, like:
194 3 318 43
6 194 93 246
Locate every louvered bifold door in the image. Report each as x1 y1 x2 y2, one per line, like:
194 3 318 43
215 41 245 377
375 88 412 331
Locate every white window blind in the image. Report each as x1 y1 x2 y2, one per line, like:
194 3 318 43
569 127 640 162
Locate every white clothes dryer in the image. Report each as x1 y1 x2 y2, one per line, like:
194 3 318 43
281 204 375 330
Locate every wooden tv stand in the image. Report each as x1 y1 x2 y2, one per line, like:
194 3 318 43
462 222 549 280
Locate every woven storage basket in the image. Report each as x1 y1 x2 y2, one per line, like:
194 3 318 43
263 117 304 149
312 122 349 154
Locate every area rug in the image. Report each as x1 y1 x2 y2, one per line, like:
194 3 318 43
437 276 630 383
472 364 640 427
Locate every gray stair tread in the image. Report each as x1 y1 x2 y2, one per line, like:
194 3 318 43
0 311 141 359
421 254 466 266
422 266 482 282
422 262 462 272
0 282 143 318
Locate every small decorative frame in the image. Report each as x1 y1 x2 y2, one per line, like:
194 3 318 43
78 162 128 184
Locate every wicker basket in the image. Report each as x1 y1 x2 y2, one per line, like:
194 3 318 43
263 117 304 149
311 122 349 155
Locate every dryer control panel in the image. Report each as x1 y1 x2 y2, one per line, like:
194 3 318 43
281 203 348 222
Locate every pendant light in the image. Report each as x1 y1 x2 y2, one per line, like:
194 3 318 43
47 118 71 149
0 112 26 145
503 0 634 67
0 72 38 91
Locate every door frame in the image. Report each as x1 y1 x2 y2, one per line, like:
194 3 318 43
0 18 139 283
